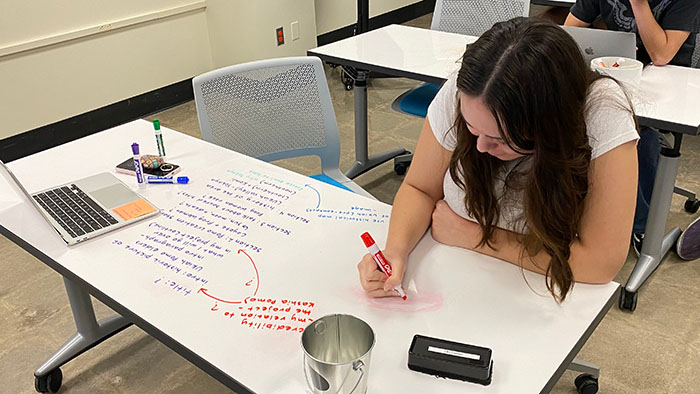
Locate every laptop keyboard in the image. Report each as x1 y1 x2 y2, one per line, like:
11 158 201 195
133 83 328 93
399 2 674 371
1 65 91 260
33 184 119 239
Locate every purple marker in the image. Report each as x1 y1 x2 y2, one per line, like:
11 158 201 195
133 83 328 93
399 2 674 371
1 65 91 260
131 143 145 186
146 176 189 184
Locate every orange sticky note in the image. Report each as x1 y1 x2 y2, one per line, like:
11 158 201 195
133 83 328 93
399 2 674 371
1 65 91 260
112 198 157 221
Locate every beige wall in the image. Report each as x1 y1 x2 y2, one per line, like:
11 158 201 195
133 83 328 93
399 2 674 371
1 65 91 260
315 0 422 35
0 0 418 140
0 1 213 139
205 0 318 69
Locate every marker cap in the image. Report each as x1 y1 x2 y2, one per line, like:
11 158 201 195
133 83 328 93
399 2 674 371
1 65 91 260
360 232 375 248
153 119 160 130
131 142 140 155
176 176 189 184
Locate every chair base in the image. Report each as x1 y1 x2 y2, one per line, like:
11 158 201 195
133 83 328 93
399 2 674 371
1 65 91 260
391 83 441 118
310 173 353 192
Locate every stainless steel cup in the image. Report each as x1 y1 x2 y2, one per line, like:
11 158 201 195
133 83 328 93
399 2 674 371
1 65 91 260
301 314 375 394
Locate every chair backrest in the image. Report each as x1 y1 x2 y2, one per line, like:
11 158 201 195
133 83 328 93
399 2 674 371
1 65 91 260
430 0 530 36
192 56 341 172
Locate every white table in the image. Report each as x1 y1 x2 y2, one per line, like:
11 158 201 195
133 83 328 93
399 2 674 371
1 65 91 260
310 25 476 86
309 24 700 312
0 120 619 393
621 64 700 310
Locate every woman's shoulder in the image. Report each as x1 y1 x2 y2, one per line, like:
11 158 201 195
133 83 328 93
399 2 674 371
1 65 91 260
584 77 639 159
427 71 460 150
435 71 459 105
585 77 633 113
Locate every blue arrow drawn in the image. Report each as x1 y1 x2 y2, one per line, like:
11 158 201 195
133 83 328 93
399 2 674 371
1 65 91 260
304 184 321 209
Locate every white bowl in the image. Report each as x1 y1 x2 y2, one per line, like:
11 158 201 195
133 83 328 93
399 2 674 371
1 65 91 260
590 56 643 87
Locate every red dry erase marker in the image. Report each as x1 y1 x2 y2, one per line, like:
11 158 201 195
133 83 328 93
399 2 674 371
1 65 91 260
361 232 407 300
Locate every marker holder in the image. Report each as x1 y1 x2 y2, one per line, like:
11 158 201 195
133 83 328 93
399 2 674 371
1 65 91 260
408 334 493 385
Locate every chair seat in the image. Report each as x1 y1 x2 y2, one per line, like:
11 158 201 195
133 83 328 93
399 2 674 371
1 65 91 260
310 173 353 192
394 83 442 118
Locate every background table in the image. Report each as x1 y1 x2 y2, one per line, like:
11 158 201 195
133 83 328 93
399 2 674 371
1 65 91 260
621 64 700 310
0 120 619 393
309 24 700 311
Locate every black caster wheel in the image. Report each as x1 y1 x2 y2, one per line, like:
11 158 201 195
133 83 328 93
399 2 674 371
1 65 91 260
394 162 410 175
394 152 412 175
394 163 408 175
619 288 638 312
574 373 599 394
344 82 354 91
35 368 62 393
684 199 700 213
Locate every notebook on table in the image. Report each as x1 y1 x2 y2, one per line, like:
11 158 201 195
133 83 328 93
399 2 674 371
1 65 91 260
1 159 159 245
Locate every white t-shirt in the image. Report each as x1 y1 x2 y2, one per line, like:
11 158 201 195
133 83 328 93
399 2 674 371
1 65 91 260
427 74 639 233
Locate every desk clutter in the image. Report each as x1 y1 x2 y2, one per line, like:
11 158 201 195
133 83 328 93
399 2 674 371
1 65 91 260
114 120 186 183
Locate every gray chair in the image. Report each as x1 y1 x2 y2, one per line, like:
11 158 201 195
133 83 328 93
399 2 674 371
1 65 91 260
431 0 530 36
392 0 531 174
192 56 374 199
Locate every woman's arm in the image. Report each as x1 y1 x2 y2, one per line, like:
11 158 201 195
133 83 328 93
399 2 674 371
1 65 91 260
628 0 690 66
357 118 452 296
431 140 638 284
385 119 451 263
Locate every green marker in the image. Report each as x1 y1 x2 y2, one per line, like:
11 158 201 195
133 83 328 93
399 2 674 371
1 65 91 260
153 119 166 160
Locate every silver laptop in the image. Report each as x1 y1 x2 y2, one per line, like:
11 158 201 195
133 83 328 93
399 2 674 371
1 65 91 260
562 26 637 64
1 159 159 245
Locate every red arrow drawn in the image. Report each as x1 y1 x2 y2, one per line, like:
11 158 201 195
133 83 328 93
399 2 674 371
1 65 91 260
238 249 260 297
197 249 260 304
198 288 242 304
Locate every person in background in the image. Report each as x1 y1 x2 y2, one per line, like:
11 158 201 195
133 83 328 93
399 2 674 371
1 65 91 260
566 0 698 67
357 17 639 302
565 0 700 260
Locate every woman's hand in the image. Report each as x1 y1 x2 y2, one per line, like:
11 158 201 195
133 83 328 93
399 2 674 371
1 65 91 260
431 200 482 249
357 249 407 298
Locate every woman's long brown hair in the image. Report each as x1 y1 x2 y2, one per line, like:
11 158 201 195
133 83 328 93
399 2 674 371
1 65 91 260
449 17 620 302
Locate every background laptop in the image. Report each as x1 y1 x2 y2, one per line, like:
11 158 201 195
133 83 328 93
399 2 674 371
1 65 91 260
1 160 159 245
561 26 637 64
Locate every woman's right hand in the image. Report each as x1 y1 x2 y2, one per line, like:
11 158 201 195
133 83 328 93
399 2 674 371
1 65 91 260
357 250 407 298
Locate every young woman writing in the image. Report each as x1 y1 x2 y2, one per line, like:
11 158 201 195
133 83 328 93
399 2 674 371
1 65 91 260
357 17 639 302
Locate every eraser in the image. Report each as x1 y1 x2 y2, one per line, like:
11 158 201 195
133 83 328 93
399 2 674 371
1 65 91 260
408 334 493 385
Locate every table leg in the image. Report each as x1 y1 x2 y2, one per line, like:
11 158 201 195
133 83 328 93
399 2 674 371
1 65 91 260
567 358 599 379
540 286 617 394
621 132 683 311
344 70 408 179
34 277 132 385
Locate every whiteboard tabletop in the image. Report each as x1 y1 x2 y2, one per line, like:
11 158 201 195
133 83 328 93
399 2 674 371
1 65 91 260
309 24 700 135
309 24 477 84
0 120 619 393
635 64 700 134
